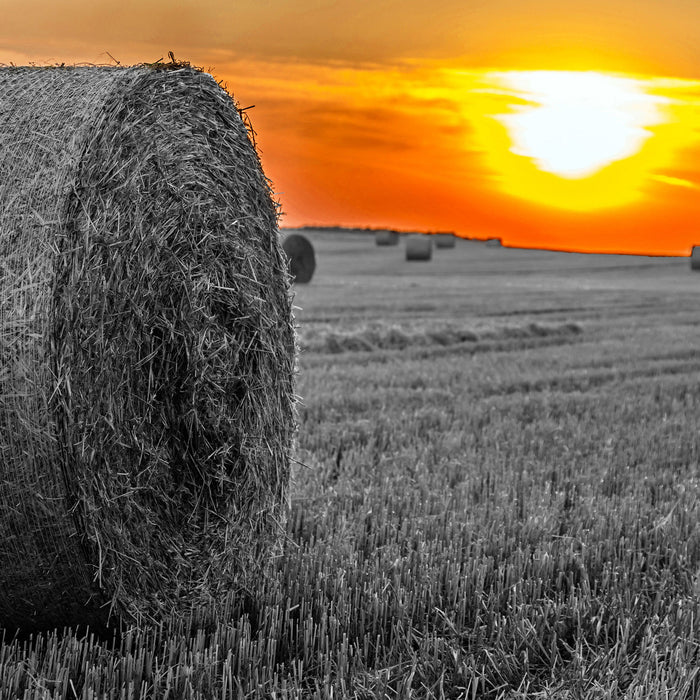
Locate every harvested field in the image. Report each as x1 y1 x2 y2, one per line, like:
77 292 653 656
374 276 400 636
2 229 700 697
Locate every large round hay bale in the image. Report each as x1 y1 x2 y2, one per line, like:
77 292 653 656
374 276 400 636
434 232 456 249
405 234 433 261
691 246 700 270
282 233 316 283
0 64 296 631
375 230 399 246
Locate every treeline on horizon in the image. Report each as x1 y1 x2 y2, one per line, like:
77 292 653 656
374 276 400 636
282 224 465 237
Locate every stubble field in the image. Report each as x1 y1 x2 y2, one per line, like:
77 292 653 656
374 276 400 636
3 231 700 698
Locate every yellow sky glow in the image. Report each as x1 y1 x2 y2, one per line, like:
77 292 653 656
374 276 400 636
3 0 700 254
494 71 665 178
461 70 700 212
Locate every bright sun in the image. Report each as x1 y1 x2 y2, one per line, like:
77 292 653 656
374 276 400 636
494 71 663 179
466 70 692 211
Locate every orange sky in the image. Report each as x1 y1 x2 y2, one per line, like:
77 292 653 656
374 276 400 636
3 1 700 254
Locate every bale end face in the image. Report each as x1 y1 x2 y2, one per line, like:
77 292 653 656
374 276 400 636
691 246 700 270
282 233 316 283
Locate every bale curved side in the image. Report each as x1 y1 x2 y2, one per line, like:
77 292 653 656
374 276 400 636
282 233 316 283
405 234 433 261
691 246 700 270
0 65 296 631
375 230 399 246
434 233 456 249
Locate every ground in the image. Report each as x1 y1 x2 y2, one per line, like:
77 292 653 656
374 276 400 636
3 230 700 698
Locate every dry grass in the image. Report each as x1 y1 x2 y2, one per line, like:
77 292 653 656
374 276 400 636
2 234 699 696
0 63 296 631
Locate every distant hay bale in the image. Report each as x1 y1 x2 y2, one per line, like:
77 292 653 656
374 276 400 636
485 238 502 248
434 233 456 249
282 233 316 283
0 64 296 631
405 234 433 261
691 246 700 270
375 230 399 246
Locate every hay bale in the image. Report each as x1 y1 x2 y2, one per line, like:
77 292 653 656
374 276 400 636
375 230 399 246
0 64 296 631
434 232 456 249
691 246 700 270
405 234 433 261
485 238 502 247
282 233 316 283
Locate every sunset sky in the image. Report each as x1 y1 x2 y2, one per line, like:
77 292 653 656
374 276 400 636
3 1 700 254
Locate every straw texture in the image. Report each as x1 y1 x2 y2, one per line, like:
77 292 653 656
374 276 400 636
691 246 700 270
282 233 316 283
405 234 433 261
0 65 296 630
375 230 399 246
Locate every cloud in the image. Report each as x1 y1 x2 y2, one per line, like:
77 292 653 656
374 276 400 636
652 174 699 189
6 0 700 78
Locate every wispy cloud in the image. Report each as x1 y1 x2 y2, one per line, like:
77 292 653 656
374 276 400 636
651 174 699 189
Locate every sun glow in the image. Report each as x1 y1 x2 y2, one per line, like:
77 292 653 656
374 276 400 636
466 70 696 211
495 72 664 178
